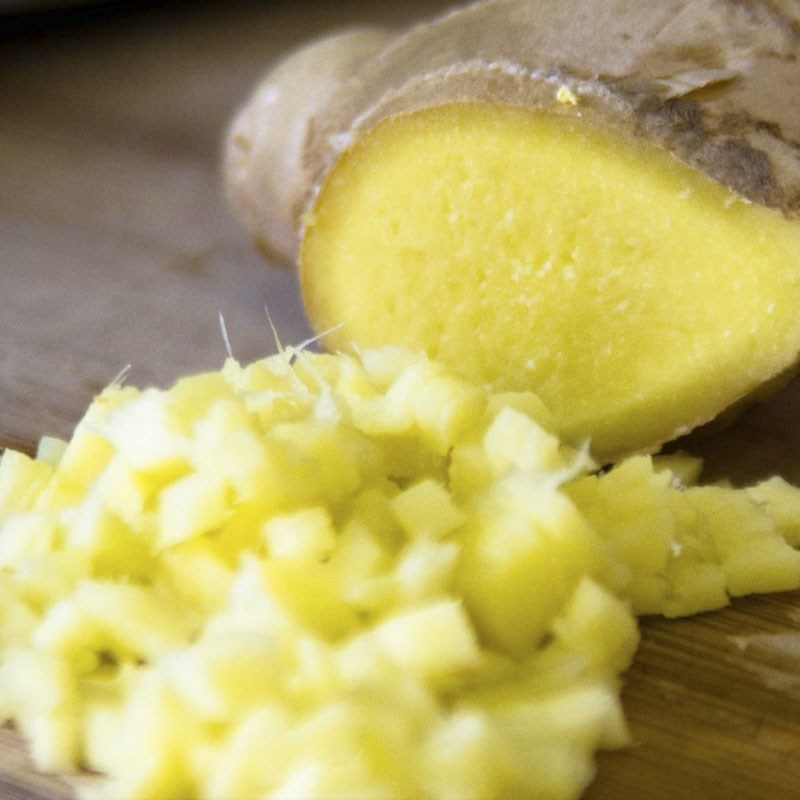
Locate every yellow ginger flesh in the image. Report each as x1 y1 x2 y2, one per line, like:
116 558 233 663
301 103 800 460
1 347 799 800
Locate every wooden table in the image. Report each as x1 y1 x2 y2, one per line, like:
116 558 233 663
3 2 800 797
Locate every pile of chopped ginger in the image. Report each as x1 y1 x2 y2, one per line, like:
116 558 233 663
1 345 800 800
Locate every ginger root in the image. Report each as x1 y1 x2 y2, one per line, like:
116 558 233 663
225 0 800 461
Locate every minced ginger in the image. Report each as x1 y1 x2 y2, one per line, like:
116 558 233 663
1 346 799 800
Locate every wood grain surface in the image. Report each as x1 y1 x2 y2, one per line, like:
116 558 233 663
3 2 800 798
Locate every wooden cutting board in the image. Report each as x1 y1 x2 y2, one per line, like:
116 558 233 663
3 2 800 797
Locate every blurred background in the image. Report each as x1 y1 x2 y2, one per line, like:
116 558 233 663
0 0 451 450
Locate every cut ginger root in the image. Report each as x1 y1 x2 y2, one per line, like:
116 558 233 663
1 346 800 799
227 0 800 461
302 105 800 460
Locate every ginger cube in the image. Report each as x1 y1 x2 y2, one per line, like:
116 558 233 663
390 480 464 540
262 507 336 561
